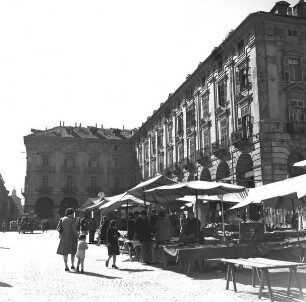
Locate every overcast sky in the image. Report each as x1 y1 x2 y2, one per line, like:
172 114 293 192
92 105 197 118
0 0 280 198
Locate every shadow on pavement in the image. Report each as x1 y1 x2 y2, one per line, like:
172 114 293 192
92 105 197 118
247 289 305 302
119 268 154 273
0 281 12 287
81 272 121 279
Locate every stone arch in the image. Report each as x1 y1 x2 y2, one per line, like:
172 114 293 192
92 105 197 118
287 152 305 178
216 161 230 182
236 153 255 188
35 197 54 219
200 167 211 181
59 197 78 217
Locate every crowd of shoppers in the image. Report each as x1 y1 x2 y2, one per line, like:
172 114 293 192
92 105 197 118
56 207 201 272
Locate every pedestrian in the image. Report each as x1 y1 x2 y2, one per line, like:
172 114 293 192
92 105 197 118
98 216 109 245
79 217 88 235
152 211 172 263
56 208 78 271
76 234 88 273
88 217 97 244
137 210 154 264
105 220 120 269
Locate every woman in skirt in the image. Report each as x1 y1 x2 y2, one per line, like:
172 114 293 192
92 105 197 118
105 220 120 269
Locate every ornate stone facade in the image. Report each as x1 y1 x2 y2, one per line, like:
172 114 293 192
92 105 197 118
130 1 306 191
23 125 132 227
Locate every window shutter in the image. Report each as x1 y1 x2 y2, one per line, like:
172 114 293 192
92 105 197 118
224 81 227 104
302 59 306 82
283 56 290 80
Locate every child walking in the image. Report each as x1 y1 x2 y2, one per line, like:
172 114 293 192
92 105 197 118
105 220 120 269
76 234 88 273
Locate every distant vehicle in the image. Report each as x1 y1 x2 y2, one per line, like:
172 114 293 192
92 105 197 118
17 215 37 234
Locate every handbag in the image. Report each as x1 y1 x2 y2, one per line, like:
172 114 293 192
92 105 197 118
57 218 63 235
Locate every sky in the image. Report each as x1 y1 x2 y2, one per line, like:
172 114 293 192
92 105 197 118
0 0 281 198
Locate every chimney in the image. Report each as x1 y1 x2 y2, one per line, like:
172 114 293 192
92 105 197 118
60 120 61 126
293 0 306 18
79 123 81 127
75 122 77 127
270 1 291 15
123 125 124 130
63 121 65 126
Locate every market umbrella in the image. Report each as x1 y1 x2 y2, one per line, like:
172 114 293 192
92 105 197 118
126 175 178 211
145 180 246 242
76 196 106 212
99 193 146 213
293 160 306 167
176 193 244 204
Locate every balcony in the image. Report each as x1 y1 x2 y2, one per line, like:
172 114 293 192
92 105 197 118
62 186 77 195
166 139 174 149
37 186 53 194
215 106 230 117
158 147 164 155
186 125 196 137
86 187 101 197
286 122 306 135
212 139 230 158
231 128 249 149
200 117 211 128
196 147 211 165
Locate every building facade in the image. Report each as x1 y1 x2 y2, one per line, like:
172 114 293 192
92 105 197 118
130 1 306 191
23 125 132 226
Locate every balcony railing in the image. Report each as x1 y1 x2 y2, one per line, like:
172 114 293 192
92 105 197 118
196 147 211 164
37 186 53 193
62 186 77 194
212 139 230 158
231 128 249 148
286 122 306 135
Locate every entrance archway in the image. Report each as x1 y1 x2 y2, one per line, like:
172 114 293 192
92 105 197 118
236 153 255 188
59 197 78 217
287 152 305 178
35 197 54 218
200 167 211 181
216 161 230 182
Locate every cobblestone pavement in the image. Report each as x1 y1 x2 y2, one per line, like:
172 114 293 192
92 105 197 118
0 231 305 302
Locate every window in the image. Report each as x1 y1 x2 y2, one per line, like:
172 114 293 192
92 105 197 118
288 30 298 37
284 57 302 81
151 136 156 154
42 153 50 167
236 65 250 92
42 175 48 187
237 40 244 56
139 146 143 163
166 123 172 144
89 157 97 168
289 99 305 122
113 156 120 167
188 137 196 163
144 142 149 160
201 94 209 117
186 104 196 128
114 177 120 192
220 119 228 142
114 144 119 151
177 114 184 136
203 129 210 149
167 149 173 166
157 133 163 149
217 81 227 107
289 58 301 81
65 154 74 168
201 75 207 87
67 175 73 188
90 176 97 188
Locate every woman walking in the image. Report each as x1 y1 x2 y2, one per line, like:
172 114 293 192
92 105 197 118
56 208 78 271
105 220 120 269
